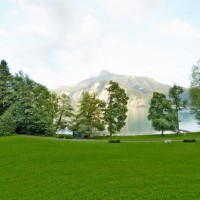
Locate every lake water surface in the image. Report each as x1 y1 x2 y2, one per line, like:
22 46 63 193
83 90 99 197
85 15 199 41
120 108 199 135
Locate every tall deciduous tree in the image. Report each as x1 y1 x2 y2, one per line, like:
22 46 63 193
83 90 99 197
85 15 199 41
148 92 176 135
190 60 200 123
169 84 187 133
70 92 105 137
55 93 74 131
104 81 129 137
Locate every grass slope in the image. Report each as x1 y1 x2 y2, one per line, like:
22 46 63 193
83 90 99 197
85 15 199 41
0 135 200 200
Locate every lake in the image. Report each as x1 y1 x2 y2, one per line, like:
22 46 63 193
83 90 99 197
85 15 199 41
120 108 199 135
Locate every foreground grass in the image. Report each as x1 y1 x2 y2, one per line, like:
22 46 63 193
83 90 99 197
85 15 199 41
0 135 200 200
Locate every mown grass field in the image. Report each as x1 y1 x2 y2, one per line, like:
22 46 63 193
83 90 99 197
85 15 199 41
93 132 200 141
1 135 200 200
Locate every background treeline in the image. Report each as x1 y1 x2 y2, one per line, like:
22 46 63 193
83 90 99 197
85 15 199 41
0 59 199 137
0 60 129 137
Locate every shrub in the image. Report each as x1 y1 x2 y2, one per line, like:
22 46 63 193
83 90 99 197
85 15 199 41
0 109 16 136
109 140 120 143
65 134 73 139
183 139 196 143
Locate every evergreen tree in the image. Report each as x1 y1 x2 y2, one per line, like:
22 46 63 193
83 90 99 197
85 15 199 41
148 92 176 135
9 71 55 136
0 60 12 115
104 81 129 137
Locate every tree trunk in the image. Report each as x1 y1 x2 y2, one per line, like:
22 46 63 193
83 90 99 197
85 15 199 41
56 110 64 131
176 109 179 134
109 121 112 138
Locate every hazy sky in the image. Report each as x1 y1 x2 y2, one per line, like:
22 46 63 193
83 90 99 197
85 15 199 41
1 0 200 89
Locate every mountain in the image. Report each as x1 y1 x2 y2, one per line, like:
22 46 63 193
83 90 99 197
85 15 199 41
54 70 189 108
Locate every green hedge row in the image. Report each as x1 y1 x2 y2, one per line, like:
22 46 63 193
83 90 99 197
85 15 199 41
109 140 120 143
183 139 196 143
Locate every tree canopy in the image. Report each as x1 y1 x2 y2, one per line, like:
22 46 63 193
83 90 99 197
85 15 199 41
9 72 55 135
0 60 12 115
104 81 129 136
69 92 105 137
0 61 58 136
148 92 177 135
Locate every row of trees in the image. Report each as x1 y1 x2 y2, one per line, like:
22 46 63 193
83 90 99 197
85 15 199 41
68 81 128 136
0 60 129 137
61 81 129 137
148 60 200 135
0 59 199 137
148 85 186 135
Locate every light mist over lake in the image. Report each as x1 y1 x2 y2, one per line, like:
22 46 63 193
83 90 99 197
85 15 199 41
120 108 199 135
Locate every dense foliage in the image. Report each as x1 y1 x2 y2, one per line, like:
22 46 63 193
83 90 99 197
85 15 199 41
190 60 200 124
104 81 129 136
69 92 105 136
0 60 12 116
169 84 187 133
0 107 16 136
0 60 58 136
148 92 177 135
9 72 55 135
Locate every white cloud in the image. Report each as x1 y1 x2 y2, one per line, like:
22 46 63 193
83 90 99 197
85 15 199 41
161 19 200 38
0 29 9 37
79 15 101 37
68 15 103 46
16 24 51 37
96 0 164 20
4 0 74 72
1 1 106 88
16 0 73 33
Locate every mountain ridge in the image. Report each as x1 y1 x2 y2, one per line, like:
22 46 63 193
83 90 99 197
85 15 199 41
54 70 188 108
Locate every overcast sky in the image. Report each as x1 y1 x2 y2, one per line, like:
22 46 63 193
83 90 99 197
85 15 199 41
1 0 200 89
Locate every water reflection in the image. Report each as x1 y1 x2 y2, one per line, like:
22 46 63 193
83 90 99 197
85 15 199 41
120 108 199 135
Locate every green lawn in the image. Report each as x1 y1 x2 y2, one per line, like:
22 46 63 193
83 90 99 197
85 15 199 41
1 135 200 200
94 132 200 141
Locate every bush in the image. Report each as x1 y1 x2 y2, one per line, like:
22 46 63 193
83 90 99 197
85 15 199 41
15 113 55 136
0 109 16 136
109 140 120 143
65 134 73 139
183 139 196 143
